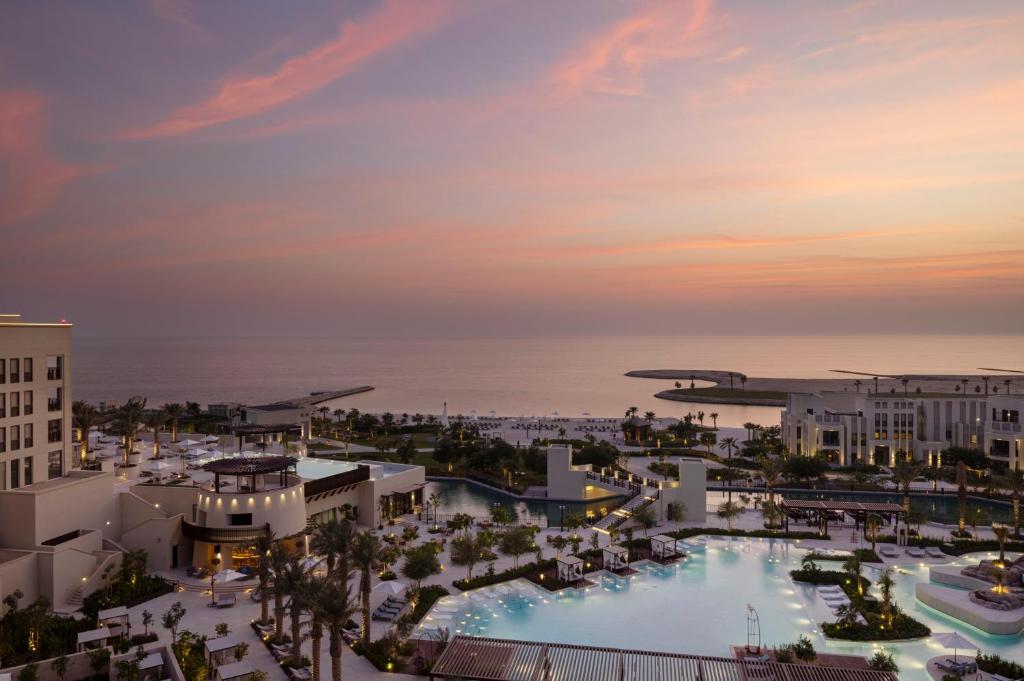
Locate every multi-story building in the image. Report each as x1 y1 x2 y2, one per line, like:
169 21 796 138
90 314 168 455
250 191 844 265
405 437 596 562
782 390 1022 470
0 314 74 490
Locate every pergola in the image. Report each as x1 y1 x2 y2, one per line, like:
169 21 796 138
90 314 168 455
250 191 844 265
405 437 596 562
76 627 111 652
97 605 129 638
779 499 904 537
650 535 679 560
429 635 899 681
602 545 629 571
557 555 585 583
203 455 297 493
205 634 246 667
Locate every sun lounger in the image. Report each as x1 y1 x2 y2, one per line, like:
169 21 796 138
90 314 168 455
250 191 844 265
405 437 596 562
372 611 395 622
906 547 926 558
878 546 899 558
926 546 946 558
215 593 236 608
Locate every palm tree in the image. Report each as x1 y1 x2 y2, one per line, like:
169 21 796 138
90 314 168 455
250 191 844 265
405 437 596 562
333 409 345 425
900 378 910 395
742 423 757 443
709 412 718 429
740 375 747 390
72 401 101 463
759 457 783 507
310 518 353 579
280 557 310 666
696 411 705 426
112 397 146 465
625 406 639 419
853 379 862 393
956 461 968 535
300 575 328 681
878 567 896 628
892 460 923 514
318 578 357 681
143 409 167 459
349 531 380 649
162 403 185 443
843 555 864 596
716 501 742 531
269 543 292 643
700 431 716 454
252 528 276 625
992 524 1010 566
719 437 738 501
631 505 656 537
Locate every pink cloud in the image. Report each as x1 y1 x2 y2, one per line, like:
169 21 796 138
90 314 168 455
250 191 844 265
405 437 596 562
0 91 90 224
119 0 454 139
552 0 714 96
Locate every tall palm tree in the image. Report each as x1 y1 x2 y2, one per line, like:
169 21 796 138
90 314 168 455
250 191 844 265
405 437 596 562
162 403 185 443
893 460 923 514
333 409 345 425
992 524 1010 566
759 457 784 507
719 437 738 501
280 558 310 666
998 470 1024 538
300 575 328 681
72 401 101 463
143 409 167 459
709 412 718 429
349 531 380 648
317 578 358 681
252 528 276 625
956 461 968 534
112 397 146 465
310 518 353 579
643 411 656 423
269 543 292 643
853 379 862 393
625 406 639 419
900 378 910 395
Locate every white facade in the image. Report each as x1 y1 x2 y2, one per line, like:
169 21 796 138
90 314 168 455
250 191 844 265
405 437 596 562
782 390 1022 469
0 315 74 490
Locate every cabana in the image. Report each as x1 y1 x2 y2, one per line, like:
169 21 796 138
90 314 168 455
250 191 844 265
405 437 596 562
76 627 112 652
97 605 129 638
779 499 904 537
214 660 254 681
137 651 165 681
602 545 629 571
556 555 585 584
205 634 245 668
650 535 679 560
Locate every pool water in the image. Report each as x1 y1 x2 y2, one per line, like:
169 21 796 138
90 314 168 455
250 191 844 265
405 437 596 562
782 490 1014 525
424 479 620 525
418 538 1023 680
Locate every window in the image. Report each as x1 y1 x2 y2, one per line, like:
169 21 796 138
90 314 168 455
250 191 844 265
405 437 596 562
0 359 4 384
0 426 5 453
228 513 253 526
48 450 63 479
10 391 18 417
0 393 4 418
23 390 32 416
46 355 62 381
22 358 32 382
23 457 32 486
9 358 18 384
24 424 33 448
10 460 19 489
822 431 840 447
47 419 62 443
10 425 19 450
47 387 62 412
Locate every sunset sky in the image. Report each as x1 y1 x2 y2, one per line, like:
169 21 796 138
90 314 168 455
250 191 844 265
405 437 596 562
2 0 1023 337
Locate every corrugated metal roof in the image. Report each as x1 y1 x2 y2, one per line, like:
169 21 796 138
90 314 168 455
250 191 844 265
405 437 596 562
431 636 898 681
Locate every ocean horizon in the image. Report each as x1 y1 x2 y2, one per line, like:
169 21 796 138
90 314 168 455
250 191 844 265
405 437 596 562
71 334 1024 428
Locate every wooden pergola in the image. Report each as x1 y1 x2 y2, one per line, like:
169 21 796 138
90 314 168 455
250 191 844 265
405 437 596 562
430 635 899 681
779 499 904 537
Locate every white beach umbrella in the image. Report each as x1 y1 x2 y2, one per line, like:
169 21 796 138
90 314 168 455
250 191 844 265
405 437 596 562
213 569 246 583
932 632 977 661
149 460 174 472
204 435 220 444
373 581 407 596
180 438 202 447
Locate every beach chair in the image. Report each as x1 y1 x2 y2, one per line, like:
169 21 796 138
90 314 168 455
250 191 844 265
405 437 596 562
906 547 926 558
878 545 899 558
925 546 946 558
215 593 236 608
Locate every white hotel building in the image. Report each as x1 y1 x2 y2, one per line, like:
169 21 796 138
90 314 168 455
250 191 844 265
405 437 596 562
782 389 1022 470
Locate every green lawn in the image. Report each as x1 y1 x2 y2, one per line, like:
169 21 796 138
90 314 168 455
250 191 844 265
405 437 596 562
663 387 789 401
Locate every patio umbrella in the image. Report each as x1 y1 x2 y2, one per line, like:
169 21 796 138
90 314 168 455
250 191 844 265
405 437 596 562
204 435 220 443
180 438 202 447
933 632 976 662
213 569 246 583
373 581 407 596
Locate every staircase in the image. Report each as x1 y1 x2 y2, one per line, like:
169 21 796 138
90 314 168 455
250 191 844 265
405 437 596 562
593 490 659 531
67 586 83 607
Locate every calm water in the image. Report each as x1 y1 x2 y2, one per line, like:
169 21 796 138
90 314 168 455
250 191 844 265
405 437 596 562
781 490 1014 525
72 335 1023 426
424 479 617 526
419 539 1023 680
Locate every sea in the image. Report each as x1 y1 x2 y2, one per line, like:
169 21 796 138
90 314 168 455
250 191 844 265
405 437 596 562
71 335 1023 428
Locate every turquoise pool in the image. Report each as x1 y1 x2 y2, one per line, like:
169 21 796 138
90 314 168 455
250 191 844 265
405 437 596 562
419 538 1022 680
424 479 620 526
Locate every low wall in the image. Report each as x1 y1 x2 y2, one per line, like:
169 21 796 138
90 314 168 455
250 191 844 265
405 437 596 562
916 583 1024 635
0 645 183 681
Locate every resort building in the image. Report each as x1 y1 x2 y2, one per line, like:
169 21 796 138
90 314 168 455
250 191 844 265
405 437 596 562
236 386 374 440
782 390 1022 468
0 315 74 490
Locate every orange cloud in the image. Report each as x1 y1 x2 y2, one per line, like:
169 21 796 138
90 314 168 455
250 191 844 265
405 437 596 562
0 91 90 224
552 0 714 95
119 0 454 139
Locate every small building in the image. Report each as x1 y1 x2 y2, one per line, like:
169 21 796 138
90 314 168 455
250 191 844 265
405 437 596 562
136 651 165 681
214 660 254 681
621 417 653 444
76 627 112 651
97 605 129 638
205 634 245 668
556 555 585 584
650 535 679 560
602 545 629 571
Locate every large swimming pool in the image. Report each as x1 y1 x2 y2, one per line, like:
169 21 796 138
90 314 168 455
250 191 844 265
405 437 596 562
424 479 620 526
418 538 1022 679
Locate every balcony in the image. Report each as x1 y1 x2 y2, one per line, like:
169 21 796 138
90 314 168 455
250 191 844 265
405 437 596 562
47 368 62 381
48 398 62 412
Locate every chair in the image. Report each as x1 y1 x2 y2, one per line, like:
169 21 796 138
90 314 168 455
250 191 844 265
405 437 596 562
926 546 946 558
906 547 926 558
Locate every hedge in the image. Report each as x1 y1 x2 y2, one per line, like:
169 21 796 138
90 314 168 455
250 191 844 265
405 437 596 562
821 612 930 641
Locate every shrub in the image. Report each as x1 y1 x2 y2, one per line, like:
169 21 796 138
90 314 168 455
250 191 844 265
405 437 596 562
822 612 930 641
774 647 793 663
867 651 899 672
790 636 815 662
410 585 450 624
977 653 1024 678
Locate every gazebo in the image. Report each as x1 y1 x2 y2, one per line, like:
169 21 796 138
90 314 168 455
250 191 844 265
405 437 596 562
621 417 652 443
76 627 112 651
215 661 254 681
205 634 245 668
556 555 585 584
650 535 679 560
97 606 129 638
602 545 629 571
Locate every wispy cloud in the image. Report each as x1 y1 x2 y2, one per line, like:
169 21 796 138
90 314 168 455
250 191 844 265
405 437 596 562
552 0 714 96
0 91 93 224
119 0 454 139
146 0 210 40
